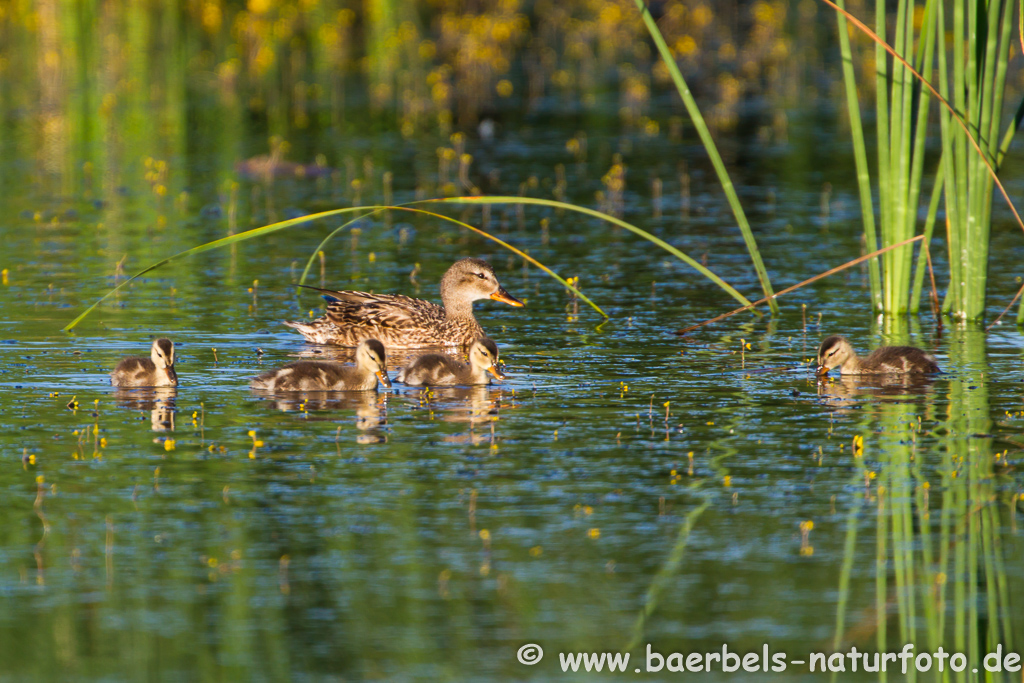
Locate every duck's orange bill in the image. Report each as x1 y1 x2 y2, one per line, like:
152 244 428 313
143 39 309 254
376 371 393 388
487 364 506 380
815 366 828 377
490 287 524 307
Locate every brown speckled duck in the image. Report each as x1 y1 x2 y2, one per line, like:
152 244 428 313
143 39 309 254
816 335 940 376
397 338 505 386
251 339 392 391
110 339 178 387
284 258 523 348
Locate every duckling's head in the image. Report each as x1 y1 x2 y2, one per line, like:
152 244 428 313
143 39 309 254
355 338 392 388
468 337 505 380
151 338 177 386
817 335 854 375
441 258 523 309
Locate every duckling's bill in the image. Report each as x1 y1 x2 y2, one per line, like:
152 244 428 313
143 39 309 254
487 364 506 380
376 370 393 388
489 286 523 307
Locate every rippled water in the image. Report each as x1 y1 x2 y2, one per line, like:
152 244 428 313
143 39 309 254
3 112 1024 681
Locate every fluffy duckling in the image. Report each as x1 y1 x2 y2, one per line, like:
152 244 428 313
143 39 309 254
817 335 940 376
251 339 392 391
110 338 178 388
284 258 523 348
397 338 505 386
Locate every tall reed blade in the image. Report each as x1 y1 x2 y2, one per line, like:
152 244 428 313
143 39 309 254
632 0 777 313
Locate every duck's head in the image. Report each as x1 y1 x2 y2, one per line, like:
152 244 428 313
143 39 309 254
151 338 178 386
441 258 523 309
356 338 392 388
817 335 853 376
468 337 505 380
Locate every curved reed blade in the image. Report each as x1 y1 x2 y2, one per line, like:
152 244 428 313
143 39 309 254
676 235 924 335
632 0 778 313
399 206 605 317
835 0 883 312
62 207 373 332
428 196 758 313
298 211 378 285
297 205 606 317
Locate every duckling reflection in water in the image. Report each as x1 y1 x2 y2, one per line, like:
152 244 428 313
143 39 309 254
251 339 391 391
817 373 937 410
258 391 389 443
397 338 505 386
816 335 939 376
110 338 177 387
113 387 177 432
439 386 504 446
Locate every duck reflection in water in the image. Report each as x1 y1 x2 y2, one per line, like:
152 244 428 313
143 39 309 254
817 373 938 410
113 387 177 432
255 390 389 444
404 385 508 446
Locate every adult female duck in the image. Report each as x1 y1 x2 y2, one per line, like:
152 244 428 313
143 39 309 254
284 258 523 348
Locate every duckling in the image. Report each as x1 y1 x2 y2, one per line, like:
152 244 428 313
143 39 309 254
110 338 178 387
816 335 940 376
284 258 523 348
397 338 505 386
251 339 392 391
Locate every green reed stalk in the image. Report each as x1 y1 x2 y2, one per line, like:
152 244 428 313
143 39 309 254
626 497 710 651
874 485 888 664
830 483 862 655
834 0 938 315
936 0 1016 320
912 468 941 653
831 0 1022 321
836 0 882 311
909 166 943 314
632 0 777 313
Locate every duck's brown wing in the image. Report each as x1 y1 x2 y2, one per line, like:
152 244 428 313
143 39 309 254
864 346 940 373
316 289 447 331
112 357 151 374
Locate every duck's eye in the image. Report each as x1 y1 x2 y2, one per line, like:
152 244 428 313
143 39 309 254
475 272 487 279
